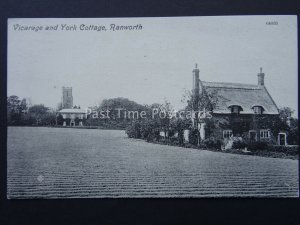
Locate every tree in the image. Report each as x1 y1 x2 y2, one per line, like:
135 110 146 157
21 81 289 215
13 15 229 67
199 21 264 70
7 95 21 112
279 107 294 122
287 117 299 145
20 98 28 113
7 95 27 125
182 89 219 112
28 104 49 125
75 117 80 125
278 107 298 144
170 117 191 145
57 114 64 125
158 100 173 138
88 97 149 128
181 88 219 143
42 113 56 126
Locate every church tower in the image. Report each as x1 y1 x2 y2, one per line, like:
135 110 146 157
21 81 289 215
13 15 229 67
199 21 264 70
62 87 73 109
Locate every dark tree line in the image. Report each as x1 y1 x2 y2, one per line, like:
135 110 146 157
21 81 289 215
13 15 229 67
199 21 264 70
7 95 56 126
7 95 298 145
125 100 192 145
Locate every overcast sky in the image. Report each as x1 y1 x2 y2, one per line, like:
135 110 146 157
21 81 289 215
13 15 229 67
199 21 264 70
8 16 298 116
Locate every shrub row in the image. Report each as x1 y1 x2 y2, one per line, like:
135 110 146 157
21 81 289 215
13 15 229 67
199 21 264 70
231 140 298 155
266 145 299 155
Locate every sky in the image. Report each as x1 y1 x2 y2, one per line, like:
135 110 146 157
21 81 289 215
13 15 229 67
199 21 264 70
7 16 298 116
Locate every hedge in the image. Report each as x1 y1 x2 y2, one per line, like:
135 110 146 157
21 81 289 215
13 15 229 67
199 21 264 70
266 145 299 155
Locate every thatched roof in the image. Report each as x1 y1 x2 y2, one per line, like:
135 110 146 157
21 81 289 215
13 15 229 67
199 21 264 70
201 81 279 115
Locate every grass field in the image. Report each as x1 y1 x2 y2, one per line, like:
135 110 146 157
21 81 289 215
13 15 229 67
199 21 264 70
7 127 299 198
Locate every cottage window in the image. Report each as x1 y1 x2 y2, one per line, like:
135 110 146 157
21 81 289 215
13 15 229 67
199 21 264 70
223 130 233 139
260 129 270 139
253 106 263 114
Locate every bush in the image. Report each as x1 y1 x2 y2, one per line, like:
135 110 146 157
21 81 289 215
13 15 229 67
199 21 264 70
198 142 207 149
185 143 194 148
170 136 179 144
232 139 248 149
267 145 299 155
65 118 71 126
188 129 199 145
125 125 136 138
247 141 268 151
202 139 223 150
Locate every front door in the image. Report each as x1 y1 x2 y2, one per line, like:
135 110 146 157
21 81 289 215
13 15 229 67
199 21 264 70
70 120 75 126
278 133 286 146
249 131 256 142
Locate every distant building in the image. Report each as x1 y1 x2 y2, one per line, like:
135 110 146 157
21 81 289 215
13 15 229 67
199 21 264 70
62 87 73 109
192 65 287 145
59 108 87 126
58 87 86 126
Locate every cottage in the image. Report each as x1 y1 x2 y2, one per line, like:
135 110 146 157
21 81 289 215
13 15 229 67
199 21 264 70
192 65 287 145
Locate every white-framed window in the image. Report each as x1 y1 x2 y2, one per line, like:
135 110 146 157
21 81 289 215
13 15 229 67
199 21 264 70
253 106 263 114
260 129 270 139
223 130 233 139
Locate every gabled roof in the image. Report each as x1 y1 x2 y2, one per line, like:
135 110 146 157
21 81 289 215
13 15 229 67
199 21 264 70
201 81 279 115
58 108 86 114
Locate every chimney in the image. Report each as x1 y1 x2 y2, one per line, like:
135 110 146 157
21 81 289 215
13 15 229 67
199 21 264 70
257 67 265 86
193 63 200 96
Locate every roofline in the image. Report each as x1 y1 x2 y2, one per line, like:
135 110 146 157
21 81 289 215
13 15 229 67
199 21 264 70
212 112 279 115
202 81 260 90
227 104 244 109
58 110 86 113
59 112 86 114
262 86 280 114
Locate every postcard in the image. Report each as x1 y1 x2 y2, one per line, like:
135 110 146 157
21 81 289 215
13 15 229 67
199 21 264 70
7 16 298 198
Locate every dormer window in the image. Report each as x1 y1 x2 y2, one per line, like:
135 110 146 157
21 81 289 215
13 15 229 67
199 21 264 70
253 106 264 115
229 105 242 114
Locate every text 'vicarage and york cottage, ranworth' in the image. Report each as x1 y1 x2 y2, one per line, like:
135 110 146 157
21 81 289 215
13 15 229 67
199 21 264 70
191 65 287 145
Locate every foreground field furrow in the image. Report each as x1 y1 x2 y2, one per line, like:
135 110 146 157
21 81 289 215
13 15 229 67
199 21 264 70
8 187 298 195
7 177 297 184
7 172 296 178
7 180 298 188
7 127 299 198
8 190 297 199
8 186 298 194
